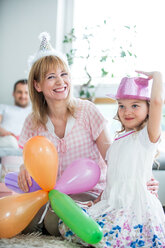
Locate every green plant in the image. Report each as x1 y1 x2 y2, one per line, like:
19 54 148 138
63 20 137 100
63 27 95 100
63 28 77 66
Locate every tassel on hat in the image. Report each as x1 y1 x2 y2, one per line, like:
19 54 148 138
28 31 68 67
38 32 52 52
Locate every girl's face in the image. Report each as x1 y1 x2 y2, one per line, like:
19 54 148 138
34 67 71 101
117 99 149 131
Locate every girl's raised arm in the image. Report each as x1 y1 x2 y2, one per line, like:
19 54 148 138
136 71 164 143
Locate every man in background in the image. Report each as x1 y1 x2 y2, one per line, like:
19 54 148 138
0 79 30 142
0 79 31 183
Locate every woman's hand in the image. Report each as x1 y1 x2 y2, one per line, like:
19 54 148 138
147 177 159 198
17 164 32 192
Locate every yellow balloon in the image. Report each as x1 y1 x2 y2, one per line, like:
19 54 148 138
0 190 48 238
23 136 58 191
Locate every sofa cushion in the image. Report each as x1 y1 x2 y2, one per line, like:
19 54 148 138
153 152 165 170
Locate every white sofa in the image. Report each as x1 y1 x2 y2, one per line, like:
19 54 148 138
0 148 22 185
152 152 165 206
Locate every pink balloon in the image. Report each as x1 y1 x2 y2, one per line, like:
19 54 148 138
55 158 100 194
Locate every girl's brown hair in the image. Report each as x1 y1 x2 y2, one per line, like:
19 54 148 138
28 55 76 129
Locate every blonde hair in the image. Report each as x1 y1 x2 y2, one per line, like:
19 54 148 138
28 55 76 128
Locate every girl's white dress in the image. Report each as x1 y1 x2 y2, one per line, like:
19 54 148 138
59 126 165 247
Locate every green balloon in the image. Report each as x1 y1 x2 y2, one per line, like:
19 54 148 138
49 189 103 244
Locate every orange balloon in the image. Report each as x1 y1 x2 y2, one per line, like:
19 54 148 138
0 190 48 238
23 136 58 191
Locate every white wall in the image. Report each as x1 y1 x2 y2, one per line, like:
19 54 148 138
0 0 74 104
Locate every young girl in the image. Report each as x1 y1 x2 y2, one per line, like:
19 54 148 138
59 71 165 247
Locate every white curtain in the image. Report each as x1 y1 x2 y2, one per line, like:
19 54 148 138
55 0 74 53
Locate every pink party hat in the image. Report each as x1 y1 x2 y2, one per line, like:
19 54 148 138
107 77 151 100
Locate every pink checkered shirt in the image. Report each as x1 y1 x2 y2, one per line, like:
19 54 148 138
19 99 107 194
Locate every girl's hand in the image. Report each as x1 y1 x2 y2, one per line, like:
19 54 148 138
18 164 32 192
147 177 159 198
135 70 161 80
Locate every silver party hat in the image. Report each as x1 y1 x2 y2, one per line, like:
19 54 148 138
28 32 67 67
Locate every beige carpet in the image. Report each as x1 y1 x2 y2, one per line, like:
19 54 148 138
0 233 83 248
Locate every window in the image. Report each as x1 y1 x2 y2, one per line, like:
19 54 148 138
67 0 165 87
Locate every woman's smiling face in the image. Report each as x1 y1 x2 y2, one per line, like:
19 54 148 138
34 66 71 102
